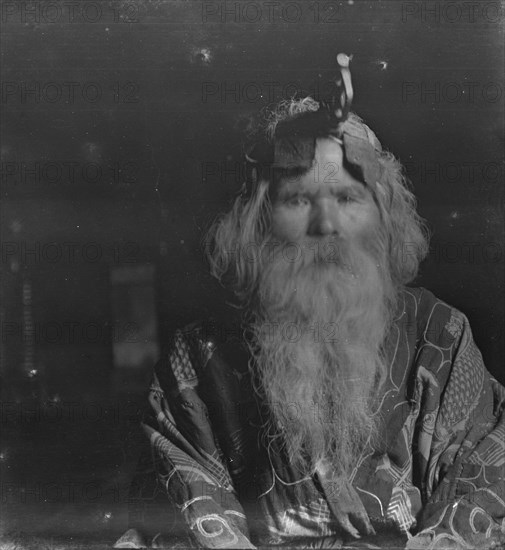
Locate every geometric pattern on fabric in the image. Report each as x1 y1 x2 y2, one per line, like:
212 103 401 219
470 421 505 467
385 486 416 534
267 499 335 540
148 417 234 493
168 330 197 385
438 338 484 428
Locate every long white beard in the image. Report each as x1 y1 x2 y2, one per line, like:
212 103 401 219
249 237 396 477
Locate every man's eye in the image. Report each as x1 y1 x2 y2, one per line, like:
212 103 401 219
338 195 355 204
286 195 310 207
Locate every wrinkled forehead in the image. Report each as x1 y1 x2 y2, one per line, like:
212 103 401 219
273 137 371 198
313 136 345 164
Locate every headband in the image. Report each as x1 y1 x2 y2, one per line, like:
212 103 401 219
243 54 383 194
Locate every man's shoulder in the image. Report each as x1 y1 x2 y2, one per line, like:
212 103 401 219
157 310 247 379
171 313 246 349
400 286 469 343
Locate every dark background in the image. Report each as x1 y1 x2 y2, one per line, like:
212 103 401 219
1 0 504 546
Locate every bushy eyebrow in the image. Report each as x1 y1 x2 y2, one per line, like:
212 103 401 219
272 166 311 185
333 184 368 198
275 177 368 201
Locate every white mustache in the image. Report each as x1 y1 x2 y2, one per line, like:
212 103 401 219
262 239 351 266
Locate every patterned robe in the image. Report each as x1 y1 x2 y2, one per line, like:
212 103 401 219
131 287 505 549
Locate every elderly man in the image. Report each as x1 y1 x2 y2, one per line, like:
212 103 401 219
115 60 505 549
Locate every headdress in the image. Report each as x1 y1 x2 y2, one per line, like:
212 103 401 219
243 54 383 194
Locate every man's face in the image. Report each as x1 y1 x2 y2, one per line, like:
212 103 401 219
269 137 381 254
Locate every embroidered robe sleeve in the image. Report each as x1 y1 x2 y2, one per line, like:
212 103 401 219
408 309 505 549
141 326 255 549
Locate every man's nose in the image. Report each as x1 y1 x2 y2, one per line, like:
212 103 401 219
308 200 340 236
